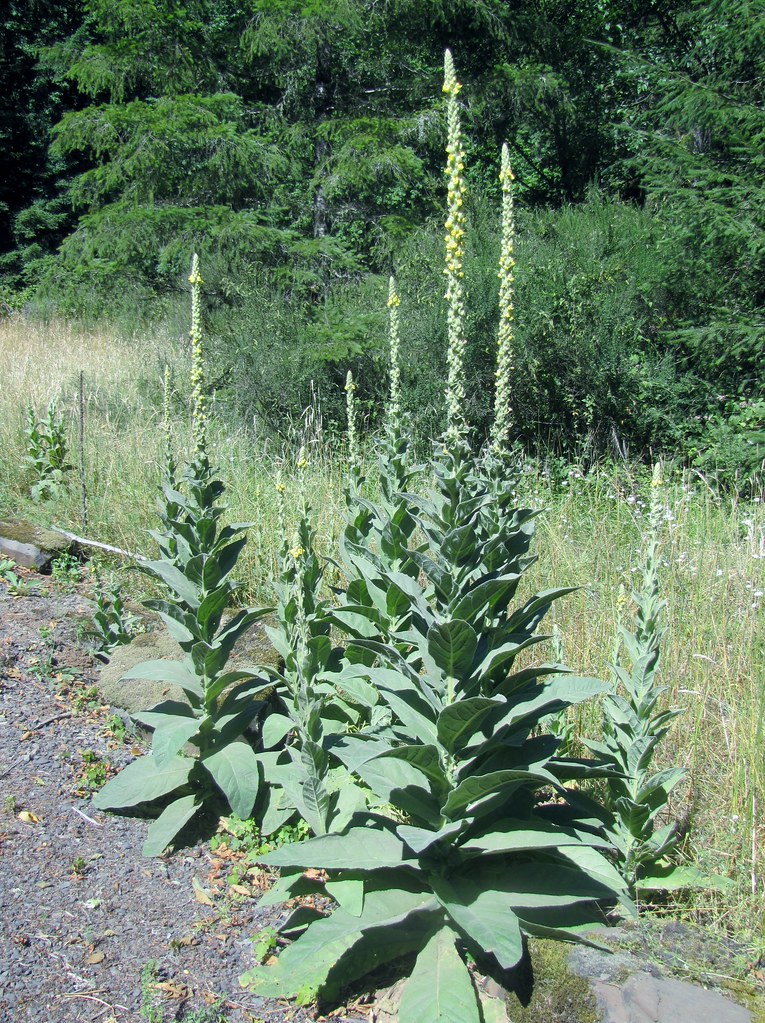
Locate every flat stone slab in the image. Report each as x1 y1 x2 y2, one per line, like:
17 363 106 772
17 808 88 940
568 944 753 1023
0 519 74 571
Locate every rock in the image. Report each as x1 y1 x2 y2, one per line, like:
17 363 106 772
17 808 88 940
96 618 279 717
505 929 761 1023
598 972 751 1023
97 631 189 713
0 519 74 571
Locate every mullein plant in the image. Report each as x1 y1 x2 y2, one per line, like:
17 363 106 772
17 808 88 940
242 56 631 1022
94 256 272 855
25 399 73 501
336 277 423 655
256 451 366 837
585 465 687 896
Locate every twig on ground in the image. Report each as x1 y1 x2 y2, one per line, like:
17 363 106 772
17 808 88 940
34 710 73 728
71 806 103 827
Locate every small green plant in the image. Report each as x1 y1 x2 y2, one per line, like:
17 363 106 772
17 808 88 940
258 460 367 838
25 399 73 501
139 961 165 1023
585 468 687 896
70 856 87 877
251 925 279 963
50 552 81 590
28 622 57 680
87 574 139 660
105 712 129 743
79 750 107 791
0 558 33 595
93 257 273 856
4 794 16 815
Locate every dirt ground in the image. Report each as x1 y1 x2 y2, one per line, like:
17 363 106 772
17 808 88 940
0 571 361 1023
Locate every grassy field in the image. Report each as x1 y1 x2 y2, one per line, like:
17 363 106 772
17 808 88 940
1 314 763 941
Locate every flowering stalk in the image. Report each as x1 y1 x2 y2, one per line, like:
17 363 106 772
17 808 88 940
345 369 359 477
387 277 403 434
491 144 516 454
443 50 468 443
188 254 206 455
161 364 176 479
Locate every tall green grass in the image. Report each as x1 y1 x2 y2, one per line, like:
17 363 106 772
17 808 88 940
1 315 763 938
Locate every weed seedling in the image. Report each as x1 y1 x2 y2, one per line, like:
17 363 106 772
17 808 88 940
78 750 107 792
139 960 165 1023
4 794 16 815
0 558 33 596
50 552 81 591
70 856 87 878
87 574 139 659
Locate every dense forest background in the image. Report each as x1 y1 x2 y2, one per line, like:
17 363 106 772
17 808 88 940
1 0 763 483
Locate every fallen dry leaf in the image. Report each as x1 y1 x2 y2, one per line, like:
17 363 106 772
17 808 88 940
153 981 187 999
228 884 251 897
18 811 41 824
192 876 215 906
86 951 105 964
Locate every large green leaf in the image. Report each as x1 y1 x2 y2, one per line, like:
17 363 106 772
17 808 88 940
152 716 201 767
436 697 504 754
370 744 450 795
558 844 632 905
92 754 190 810
143 604 195 647
141 558 200 607
427 619 478 680
264 824 414 871
142 794 201 857
196 584 231 636
397 820 466 856
325 877 365 916
123 658 203 700
133 700 195 729
491 676 605 733
398 926 481 1023
471 860 620 909
204 667 269 705
261 712 293 749
352 756 443 826
432 876 524 970
442 768 557 821
201 741 260 819
461 819 610 857
241 889 436 1000
449 574 521 623
504 588 578 633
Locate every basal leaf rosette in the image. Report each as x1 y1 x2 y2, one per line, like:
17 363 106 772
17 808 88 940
241 633 631 1019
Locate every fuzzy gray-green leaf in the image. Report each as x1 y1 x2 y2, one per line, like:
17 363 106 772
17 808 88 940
92 754 190 810
142 794 201 857
398 925 481 1023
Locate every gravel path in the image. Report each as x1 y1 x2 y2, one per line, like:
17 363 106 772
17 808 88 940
0 575 348 1023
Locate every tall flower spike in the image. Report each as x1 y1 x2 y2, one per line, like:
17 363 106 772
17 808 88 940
345 369 359 475
188 254 207 455
387 276 402 433
442 49 468 443
491 144 516 454
162 364 175 476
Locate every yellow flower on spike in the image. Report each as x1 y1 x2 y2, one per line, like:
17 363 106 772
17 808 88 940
491 144 517 455
387 277 403 432
443 50 468 443
188 253 207 455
